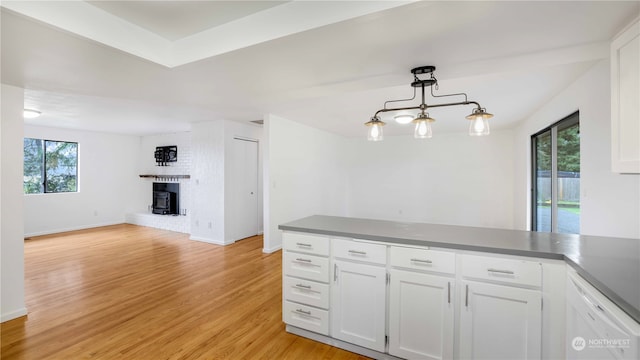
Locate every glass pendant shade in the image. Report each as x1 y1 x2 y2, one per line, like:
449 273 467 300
466 108 493 136
412 113 435 139
365 117 386 141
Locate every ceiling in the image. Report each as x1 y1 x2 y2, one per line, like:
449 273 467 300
1 1 638 137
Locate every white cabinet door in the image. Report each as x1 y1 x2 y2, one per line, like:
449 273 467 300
459 280 542 360
611 18 640 173
388 269 454 360
331 259 387 352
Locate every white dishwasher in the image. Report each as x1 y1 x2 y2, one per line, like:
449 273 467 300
566 268 639 360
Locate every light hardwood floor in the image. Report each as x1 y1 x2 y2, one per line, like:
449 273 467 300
1 224 369 359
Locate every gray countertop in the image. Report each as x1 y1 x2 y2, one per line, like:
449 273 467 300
279 215 640 323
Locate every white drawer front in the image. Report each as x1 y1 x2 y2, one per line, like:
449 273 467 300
284 252 329 283
284 276 329 309
283 232 330 256
284 301 329 335
332 239 387 265
390 246 455 274
460 254 541 287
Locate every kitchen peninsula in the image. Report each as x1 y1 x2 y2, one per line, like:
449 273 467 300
279 215 640 360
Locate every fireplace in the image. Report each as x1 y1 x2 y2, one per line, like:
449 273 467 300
152 182 179 215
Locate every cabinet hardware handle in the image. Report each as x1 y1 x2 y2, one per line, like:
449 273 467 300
295 284 311 289
334 264 338 282
410 258 433 264
448 282 451 304
348 250 367 255
295 309 311 315
296 242 312 247
295 258 312 263
465 284 469 307
487 268 514 275
595 304 605 312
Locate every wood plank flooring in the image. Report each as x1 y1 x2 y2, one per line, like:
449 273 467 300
1 224 370 359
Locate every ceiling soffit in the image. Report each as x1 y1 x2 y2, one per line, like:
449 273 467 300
1 0 417 67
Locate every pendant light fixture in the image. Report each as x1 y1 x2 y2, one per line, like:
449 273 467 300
365 65 493 140
365 116 385 141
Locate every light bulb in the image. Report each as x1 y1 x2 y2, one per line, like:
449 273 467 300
473 117 484 132
371 124 379 138
418 122 427 136
414 120 432 139
368 123 383 141
469 116 490 136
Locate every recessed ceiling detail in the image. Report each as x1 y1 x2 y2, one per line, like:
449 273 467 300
2 1 638 136
87 1 290 41
2 0 416 67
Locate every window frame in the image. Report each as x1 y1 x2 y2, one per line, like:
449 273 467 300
530 111 580 233
23 138 79 194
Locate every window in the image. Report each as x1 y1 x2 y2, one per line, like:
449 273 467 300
24 138 78 194
531 112 580 234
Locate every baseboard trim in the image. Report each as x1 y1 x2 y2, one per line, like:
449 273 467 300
24 222 123 238
189 236 234 246
262 245 282 254
1 307 27 323
285 325 402 360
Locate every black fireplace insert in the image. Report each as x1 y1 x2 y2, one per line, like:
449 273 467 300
152 182 179 215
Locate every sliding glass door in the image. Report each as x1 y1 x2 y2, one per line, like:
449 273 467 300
532 112 580 234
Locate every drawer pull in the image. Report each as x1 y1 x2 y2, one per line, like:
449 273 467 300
295 283 312 289
295 308 311 316
447 282 451 304
410 258 433 264
348 250 367 255
487 268 514 275
595 304 605 312
296 242 312 247
295 258 312 263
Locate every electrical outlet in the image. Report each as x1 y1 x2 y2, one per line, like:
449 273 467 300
195 220 199 227
93 210 98 216
208 221 212 229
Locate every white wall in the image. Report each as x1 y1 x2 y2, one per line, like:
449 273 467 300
346 131 515 229
23 125 143 237
128 132 192 233
224 120 263 243
1 84 27 322
190 121 226 244
514 60 640 238
263 114 348 252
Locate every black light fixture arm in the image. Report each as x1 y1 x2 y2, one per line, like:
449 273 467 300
373 100 481 118
372 65 483 118
382 86 417 110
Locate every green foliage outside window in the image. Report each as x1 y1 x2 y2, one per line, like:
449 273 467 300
535 124 580 172
23 138 78 194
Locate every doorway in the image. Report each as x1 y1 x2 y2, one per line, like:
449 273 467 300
229 137 260 241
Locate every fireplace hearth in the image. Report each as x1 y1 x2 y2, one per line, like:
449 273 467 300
152 182 179 215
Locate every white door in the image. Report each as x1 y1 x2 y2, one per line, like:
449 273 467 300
231 138 259 241
459 280 542 360
388 269 454 360
331 259 387 352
